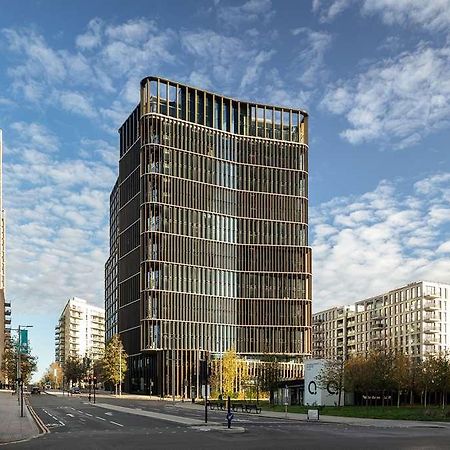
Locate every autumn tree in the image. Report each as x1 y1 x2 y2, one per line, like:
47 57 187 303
41 362 63 388
392 353 410 408
103 334 128 394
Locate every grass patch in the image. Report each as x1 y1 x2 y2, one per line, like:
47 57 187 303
264 404 450 421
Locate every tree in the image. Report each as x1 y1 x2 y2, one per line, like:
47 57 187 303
40 362 63 388
103 334 128 394
1 338 37 384
259 357 282 404
344 354 373 405
392 353 410 408
222 348 238 397
316 358 345 407
63 356 85 387
93 358 106 385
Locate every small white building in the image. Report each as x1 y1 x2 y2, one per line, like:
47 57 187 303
303 359 340 406
55 297 105 365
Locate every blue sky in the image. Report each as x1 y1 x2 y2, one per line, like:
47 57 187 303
1 0 449 381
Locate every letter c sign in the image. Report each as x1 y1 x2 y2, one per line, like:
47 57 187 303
308 381 317 395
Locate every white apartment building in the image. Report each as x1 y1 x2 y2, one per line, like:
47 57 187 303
313 281 450 360
55 297 105 365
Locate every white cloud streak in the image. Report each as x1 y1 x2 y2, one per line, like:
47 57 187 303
313 0 450 32
321 44 450 148
312 174 450 311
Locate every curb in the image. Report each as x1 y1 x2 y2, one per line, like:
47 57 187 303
26 399 50 435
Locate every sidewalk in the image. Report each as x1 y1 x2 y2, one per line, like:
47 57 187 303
0 391 40 445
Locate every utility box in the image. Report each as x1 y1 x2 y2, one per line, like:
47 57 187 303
304 359 339 406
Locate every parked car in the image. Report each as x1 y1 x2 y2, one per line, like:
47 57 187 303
70 386 81 394
31 386 41 395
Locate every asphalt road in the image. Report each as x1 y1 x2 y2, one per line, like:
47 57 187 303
7 393 450 449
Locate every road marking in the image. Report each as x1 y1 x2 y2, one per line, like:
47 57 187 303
105 412 113 416
96 416 106 421
66 413 74 417
85 413 93 417
110 421 124 427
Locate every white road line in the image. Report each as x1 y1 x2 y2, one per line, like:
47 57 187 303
105 412 113 416
66 413 74 417
85 413 93 417
96 416 106 421
109 421 124 427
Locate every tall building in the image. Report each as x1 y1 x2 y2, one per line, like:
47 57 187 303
105 180 119 342
0 129 8 385
55 297 105 365
313 281 450 360
106 76 312 396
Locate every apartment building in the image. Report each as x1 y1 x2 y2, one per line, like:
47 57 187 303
105 76 312 395
313 281 450 360
55 297 105 365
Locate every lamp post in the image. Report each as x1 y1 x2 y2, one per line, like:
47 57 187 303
119 347 122 396
13 325 33 418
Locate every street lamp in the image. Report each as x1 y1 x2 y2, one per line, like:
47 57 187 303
12 325 33 418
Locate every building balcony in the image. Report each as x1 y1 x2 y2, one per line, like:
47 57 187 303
423 300 439 311
423 325 439 334
372 322 385 330
424 313 440 323
424 293 439 300
5 302 10 308
4 318 11 325
4 309 11 316
424 338 440 346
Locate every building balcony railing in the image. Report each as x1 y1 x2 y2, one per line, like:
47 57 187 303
5 309 11 316
5 302 11 307
424 339 440 346
372 314 384 321
424 293 439 300
372 323 385 330
423 300 441 311
424 313 440 323
423 325 439 334
4 318 11 325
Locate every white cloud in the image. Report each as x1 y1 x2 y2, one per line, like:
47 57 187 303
55 91 96 118
4 126 116 314
10 122 59 152
217 0 274 26
312 174 450 311
312 0 353 23
291 28 332 87
321 44 450 148
313 0 450 32
361 0 450 32
76 18 103 50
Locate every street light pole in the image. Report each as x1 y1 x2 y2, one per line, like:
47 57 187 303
172 336 175 405
14 325 33 418
119 347 122 396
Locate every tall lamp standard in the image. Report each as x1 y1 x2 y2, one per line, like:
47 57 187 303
12 325 33 418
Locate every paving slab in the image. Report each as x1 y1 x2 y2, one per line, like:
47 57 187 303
0 392 39 445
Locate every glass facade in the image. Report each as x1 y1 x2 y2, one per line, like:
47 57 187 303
107 77 312 396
